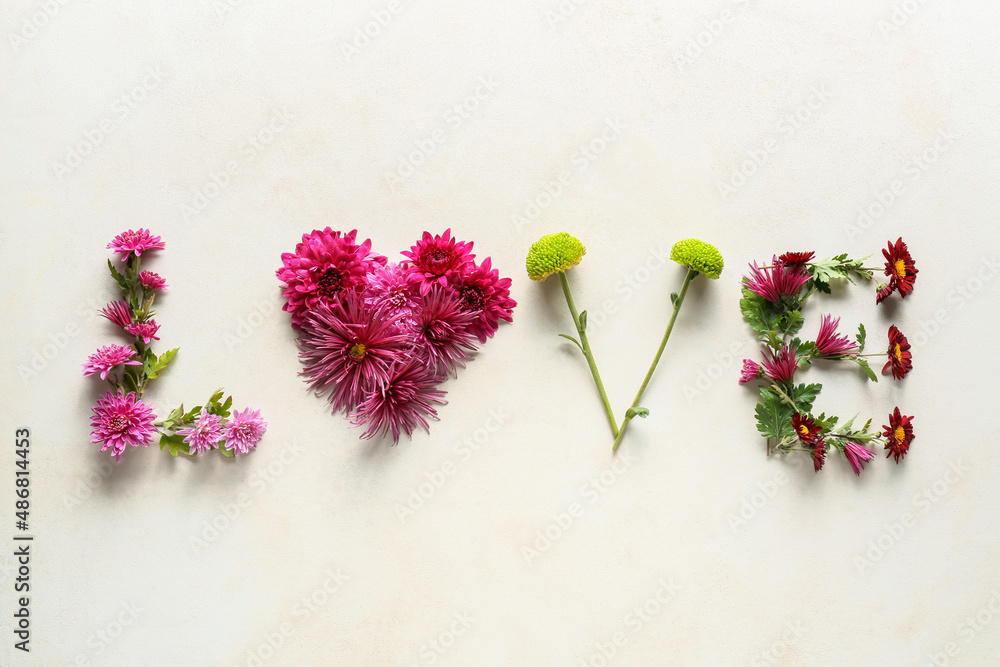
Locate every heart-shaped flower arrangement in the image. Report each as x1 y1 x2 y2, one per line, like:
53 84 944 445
277 228 516 443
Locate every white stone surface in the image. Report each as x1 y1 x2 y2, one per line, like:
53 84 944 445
2 1 1000 665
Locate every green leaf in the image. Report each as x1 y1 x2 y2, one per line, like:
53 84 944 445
219 444 235 458
670 292 678 306
558 333 584 352
855 323 867 353
626 407 650 420
791 383 822 413
159 433 190 457
578 310 588 332
206 388 233 419
854 357 878 382
147 348 179 380
755 387 795 441
740 288 783 338
108 259 130 293
781 310 804 338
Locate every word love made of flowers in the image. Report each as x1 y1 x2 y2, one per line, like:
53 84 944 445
85 229 266 461
739 239 917 475
277 228 516 443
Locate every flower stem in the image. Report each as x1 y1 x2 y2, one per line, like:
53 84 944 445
558 272 619 439
612 267 697 453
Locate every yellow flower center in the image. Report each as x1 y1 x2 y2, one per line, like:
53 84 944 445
894 259 906 277
893 425 905 444
798 424 810 436
893 343 902 361
349 343 367 360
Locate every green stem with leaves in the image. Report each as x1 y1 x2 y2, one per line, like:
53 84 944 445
612 267 697 453
558 272 619 439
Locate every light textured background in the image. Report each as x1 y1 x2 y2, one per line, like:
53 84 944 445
2 1 1000 665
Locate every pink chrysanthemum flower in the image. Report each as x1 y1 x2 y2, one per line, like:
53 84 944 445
297 294 410 413
276 228 387 331
453 257 516 343
760 343 800 382
744 256 810 303
82 344 142 380
814 314 858 357
401 229 475 296
176 408 224 455
139 270 169 290
738 359 762 384
412 286 479 376
363 262 419 323
349 359 448 444
843 441 875 476
125 319 160 343
222 407 267 456
90 390 156 461
108 228 165 261
101 301 133 328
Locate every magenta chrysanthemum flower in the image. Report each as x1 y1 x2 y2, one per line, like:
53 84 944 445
363 262 419 323
276 228 387 331
760 343 800 382
139 270 169 290
222 407 267 456
738 359 762 384
101 301 133 328
90 390 156 461
843 441 875 476
349 359 447 443
744 256 810 303
297 294 410 413
453 257 516 343
108 228 165 261
401 229 475 296
125 319 160 343
412 286 479 376
82 344 142 380
814 314 858 357
176 408 224 455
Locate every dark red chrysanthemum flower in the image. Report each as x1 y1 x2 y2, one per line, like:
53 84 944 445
880 237 918 301
760 343 800 382
778 251 815 266
453 257 516 343
811 439 826 472
882 325 912 380
349 359 448 444
296 294 410 414
277 228 387 331
744 256 810 303
882 407 914 463
411 286 480 376
792 412 821 444
875 282 896 305
814 313 858 357
401 229 475 296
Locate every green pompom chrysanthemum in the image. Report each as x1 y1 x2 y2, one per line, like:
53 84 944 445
526 232 587 281
670 238 724 279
